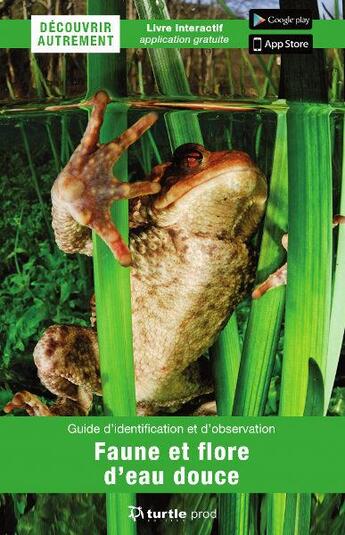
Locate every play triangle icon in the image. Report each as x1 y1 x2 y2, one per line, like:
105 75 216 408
253 13 266 26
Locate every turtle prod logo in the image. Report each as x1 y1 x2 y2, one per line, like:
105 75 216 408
128 506 216 522
128 506 145 522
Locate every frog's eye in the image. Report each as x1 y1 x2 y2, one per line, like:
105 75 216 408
173 143 205 170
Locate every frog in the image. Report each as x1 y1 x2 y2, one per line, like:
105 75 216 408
4 92 267 417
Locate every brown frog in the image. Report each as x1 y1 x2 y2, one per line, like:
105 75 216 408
4 92 267 416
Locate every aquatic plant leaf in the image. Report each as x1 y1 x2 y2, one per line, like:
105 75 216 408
304 358 325 416
324 115 345 409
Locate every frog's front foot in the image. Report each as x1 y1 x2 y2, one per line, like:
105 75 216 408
333 215 345 226
252 234 288 299
253 215 345 299
4 391 53 416
52 91 161 266
252 264 287 299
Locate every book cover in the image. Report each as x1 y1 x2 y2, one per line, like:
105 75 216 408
0 1 344 534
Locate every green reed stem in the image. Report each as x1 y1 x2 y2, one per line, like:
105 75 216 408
281 104 332 415
167 493 216 535
134 0 191 96
87 2 136 535
147 130 162 164
210 315 241 415
20 123 53 242
60 115 73 165
46 121 61 173
282 494 311 535
30 53 53 98
91 106 136 416
325 113 345 409
241 50 261 97
13 205 24 275
233 111 288 417
226 493 251 535
87 2 126 99
96 107 136 535
227 111 288 535
257 55 277 98
275 104 333 535
267 494 285 535
225 50 235 97
216 0 237 18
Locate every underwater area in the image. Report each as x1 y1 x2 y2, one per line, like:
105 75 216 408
0 105 278 410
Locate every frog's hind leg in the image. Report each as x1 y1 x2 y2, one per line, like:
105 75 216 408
4 325 100 416
34 325 101 414
3 390 91 416
4 391 54 416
